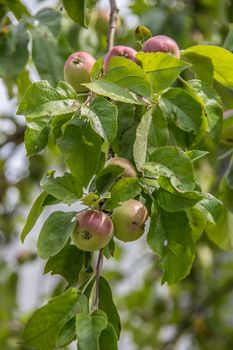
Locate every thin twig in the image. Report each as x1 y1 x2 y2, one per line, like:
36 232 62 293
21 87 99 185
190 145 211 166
92 249 104 311
107 0 119 51
106 0 118 159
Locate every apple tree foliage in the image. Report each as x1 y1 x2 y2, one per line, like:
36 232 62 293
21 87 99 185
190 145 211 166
1 0 233 349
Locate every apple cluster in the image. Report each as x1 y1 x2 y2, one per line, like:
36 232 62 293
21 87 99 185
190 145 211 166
66 35 180 251
63 34 180 93
72 157 148 251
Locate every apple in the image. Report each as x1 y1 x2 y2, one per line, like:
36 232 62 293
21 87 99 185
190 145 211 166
221 112 233 145
112 199 148 242
104 45 137 71
64 51 96 93
91 9 120 35
105 157 137 177
72 210 114 251
142 35 180 58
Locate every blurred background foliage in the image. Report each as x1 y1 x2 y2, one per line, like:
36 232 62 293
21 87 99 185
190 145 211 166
1 0 233 349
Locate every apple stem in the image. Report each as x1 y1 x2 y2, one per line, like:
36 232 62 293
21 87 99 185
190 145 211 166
107 0 119 51
92 249 104 311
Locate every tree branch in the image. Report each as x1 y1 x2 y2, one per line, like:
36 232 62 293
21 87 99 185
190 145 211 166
106 0 118 159
92 249 104 311
107 0 119 51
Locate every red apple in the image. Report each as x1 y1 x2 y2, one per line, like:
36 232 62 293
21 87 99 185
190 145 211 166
104 46 137 71
105 157 137 177
142 35 180 58
112 199 148 242
72 210 114 251
64 51 96 93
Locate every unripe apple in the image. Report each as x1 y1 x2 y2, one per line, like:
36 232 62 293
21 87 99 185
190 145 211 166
142 35 180 58
105 157 137 177
221 111 233 145
104 46 137 71
112 199 148 242
64 51 96 93
72 210 114 251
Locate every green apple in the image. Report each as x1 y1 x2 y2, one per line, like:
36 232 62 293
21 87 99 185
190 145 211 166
112 199 148 242
105 157 137 177
64 51 96 93
90 9 120 35
221 112 233 145
142 35 180 58
72 210 114 251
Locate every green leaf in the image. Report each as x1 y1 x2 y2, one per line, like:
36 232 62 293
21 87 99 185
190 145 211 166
34 8 61 36
137 52 189 92
160 88 204 141
225 155 233 190
103 239 115 259
112 103 140 161
17 69 31 102
96 165 124 195
56 317 76 348
57 120 102 188
187 79 223 143
84 80 143 105
185 150 209 163
0 21 29 78
182 45 233 87
206 207 233 251
187 205 207 241
40 172 83 205
51 113 74 141
25 117 51 156
187 193 222 241
223 24 233 51
23 288 87 350
31 26 64 85
98 277 121 338
21 191 53 242
181 51 214 86
44 244 85 285
83 277 121 338
37 211 77 259
76 310 108 350
148 146 195 191
135 25 152 42
82 97 118 143
99 323 118 350
91 58 104 81
104 178 142 210
133 105 169 165
148 105 168 149
63 0 86 27
17 80 79 119
4 0 30 18
81 193 99 207
220 176 233 212
155 177 203 212
105 56 152 98
147 206 194 284
133 108 153 170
